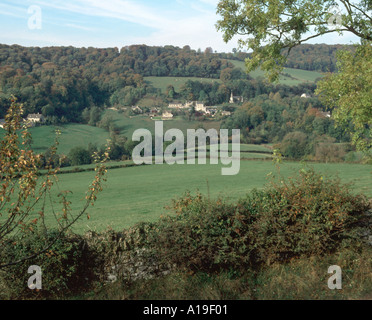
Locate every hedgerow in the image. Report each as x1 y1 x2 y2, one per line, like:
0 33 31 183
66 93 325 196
1 168 370 298
148 168 370 272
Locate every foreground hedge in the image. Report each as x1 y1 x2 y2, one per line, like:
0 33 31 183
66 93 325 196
0 230 93 299
0 168 370 298
148 169 370 271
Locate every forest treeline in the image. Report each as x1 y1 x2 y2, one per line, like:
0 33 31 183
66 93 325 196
216 43 353 72
0 43 352 121
220 94 355 162
0 42 361 163
0 44 232 120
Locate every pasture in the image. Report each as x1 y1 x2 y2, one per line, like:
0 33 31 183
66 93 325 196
144 76 221 93
32 160 372 234
0 124 111 155
227 60 323 85
143 62 323 93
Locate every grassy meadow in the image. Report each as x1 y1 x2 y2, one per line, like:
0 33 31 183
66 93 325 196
144 76 222 93
1 113 370 236
0 124 111 155
0 112 223 154
33 160 372 234
1 106 371 302
143 61 323 94
228 59 323 85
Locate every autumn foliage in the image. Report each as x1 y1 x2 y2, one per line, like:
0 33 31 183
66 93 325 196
148 168 370 272
0 97 109 268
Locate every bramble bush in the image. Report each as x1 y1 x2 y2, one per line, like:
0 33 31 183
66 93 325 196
240 169 370 265
147 193 242 272
148 168 370 272
0 229 95 299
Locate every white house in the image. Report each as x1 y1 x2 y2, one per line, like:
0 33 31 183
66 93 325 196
221 111 232 117
0 119 5 129
206 107 217 116
131 106 143 114
168 101 193 109
230 92 244 104
195 102 207 113
168 103 184 109
27 113 43 123
162 111 174 120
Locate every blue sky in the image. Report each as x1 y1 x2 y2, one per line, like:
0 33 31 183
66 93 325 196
0 0 359 52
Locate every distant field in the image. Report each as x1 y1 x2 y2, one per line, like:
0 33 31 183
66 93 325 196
144 76 221 93
228 60 323 85
240 153 272 159
239 144 272 153
25 161 372 234
0 114 271 156
144 63 323 92
0 124 110 155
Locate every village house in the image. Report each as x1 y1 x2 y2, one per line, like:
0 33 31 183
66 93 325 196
229 92 244 104
150 107 160 114
168 101 216 115
168 101 192 109
301 93 311 99
161 111 174 120
131 106 143 114
195 102 207 113
168 103 184 109
206 107 217 117
221 111 232 117
27 113 44 123
24 113 44 127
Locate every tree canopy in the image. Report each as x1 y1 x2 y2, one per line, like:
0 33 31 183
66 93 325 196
316 43 372 153
216 0 372 81
216 0 371 155
0 98 109 268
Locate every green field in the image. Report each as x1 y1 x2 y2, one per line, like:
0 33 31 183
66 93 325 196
0 114 272 157
144 63 323 92
144 76 221 93
2 115 370 236
228 60 323 85
0 124 111 155
30 160 371 234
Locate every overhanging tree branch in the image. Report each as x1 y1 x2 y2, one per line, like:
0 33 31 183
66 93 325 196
0 97 110 269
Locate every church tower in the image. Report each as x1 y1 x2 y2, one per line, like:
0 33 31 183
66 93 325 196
229 91 234 104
